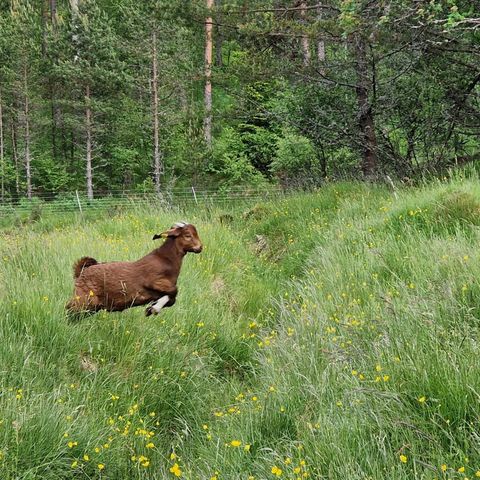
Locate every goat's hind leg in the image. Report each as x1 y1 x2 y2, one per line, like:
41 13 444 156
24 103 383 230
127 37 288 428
65 299 99 322
145 295 170 317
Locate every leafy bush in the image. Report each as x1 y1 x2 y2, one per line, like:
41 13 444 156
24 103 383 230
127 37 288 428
208 127 267 187
270 129 322 188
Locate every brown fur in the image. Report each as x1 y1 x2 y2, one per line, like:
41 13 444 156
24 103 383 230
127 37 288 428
73 257 98 278
66 223 202 316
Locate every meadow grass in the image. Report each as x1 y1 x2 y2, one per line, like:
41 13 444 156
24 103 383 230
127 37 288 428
1 179 480 479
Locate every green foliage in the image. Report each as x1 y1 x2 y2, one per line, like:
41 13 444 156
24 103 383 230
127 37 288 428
32 153 71 193
0 0 478 198
209 127 267 187
270 129 322 187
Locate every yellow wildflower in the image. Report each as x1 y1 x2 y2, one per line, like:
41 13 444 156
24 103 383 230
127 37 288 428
418 396 426 403
271 466 283 476
170 463 182 477
98 464 105 470
441 464 447 472
230 440 241 447
400 455 407 464
459 467 465 473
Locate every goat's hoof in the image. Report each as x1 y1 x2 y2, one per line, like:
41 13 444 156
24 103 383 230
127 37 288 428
145 307 154 317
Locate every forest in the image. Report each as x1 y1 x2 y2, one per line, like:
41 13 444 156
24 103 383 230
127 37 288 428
0 0 479 199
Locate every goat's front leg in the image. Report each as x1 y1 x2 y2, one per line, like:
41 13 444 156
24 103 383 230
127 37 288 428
145 295 170 316
145 285 178 316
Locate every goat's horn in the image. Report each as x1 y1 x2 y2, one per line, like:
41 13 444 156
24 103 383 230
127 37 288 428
174 221 187 228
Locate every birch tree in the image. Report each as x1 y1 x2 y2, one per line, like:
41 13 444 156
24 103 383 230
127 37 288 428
151 29 162 193
204 0 214 147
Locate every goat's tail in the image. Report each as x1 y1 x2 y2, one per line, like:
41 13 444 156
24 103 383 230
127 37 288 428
73 256 98 278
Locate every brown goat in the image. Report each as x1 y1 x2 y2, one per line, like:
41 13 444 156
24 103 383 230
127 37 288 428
66 222 202 316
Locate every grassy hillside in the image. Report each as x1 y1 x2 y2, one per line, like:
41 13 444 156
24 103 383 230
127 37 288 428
2 178 480 479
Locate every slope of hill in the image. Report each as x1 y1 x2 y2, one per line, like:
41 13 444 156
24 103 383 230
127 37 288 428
1 178 480 479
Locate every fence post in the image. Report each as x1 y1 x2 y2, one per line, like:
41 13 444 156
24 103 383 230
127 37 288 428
385 175 398 200
75 190 83 214
191 186 198 205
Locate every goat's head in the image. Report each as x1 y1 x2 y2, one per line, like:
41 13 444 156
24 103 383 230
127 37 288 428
153 222 203 253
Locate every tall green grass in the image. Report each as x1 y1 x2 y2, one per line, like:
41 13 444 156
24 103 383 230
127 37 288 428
2 179 480 479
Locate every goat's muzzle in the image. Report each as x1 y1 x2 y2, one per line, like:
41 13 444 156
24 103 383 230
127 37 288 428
192 245 203 253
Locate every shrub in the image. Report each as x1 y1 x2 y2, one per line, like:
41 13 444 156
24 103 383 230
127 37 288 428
208 127 267 187
270 129 322 188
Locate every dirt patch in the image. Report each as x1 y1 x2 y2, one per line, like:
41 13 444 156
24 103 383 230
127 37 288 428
211 276 226 296
79 353 98 373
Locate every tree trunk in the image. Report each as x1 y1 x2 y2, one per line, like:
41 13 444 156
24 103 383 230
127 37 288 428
50 0 57 24
24 65 32 199
152 30 162 194
214 0 223 67
70 0 78 14
0 92 5 202
300 1 311 66
353 34 377 178
49 0 59 162
85 84 93 200
12 117 20 196
204 0 214 147
0 88 4 201
41 0 48 57
316 5 325 74
70 0 80 62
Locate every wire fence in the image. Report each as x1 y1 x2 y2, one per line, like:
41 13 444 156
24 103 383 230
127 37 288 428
0 186 288 217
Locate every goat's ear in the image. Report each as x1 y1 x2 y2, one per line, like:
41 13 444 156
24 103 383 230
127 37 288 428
153 227 181 240
152 232 168 240
165 227 182 237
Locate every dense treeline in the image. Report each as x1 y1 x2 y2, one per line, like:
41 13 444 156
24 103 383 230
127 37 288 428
0 0 478 199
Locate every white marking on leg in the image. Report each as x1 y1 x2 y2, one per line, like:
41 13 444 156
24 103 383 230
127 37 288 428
151 295 169 314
